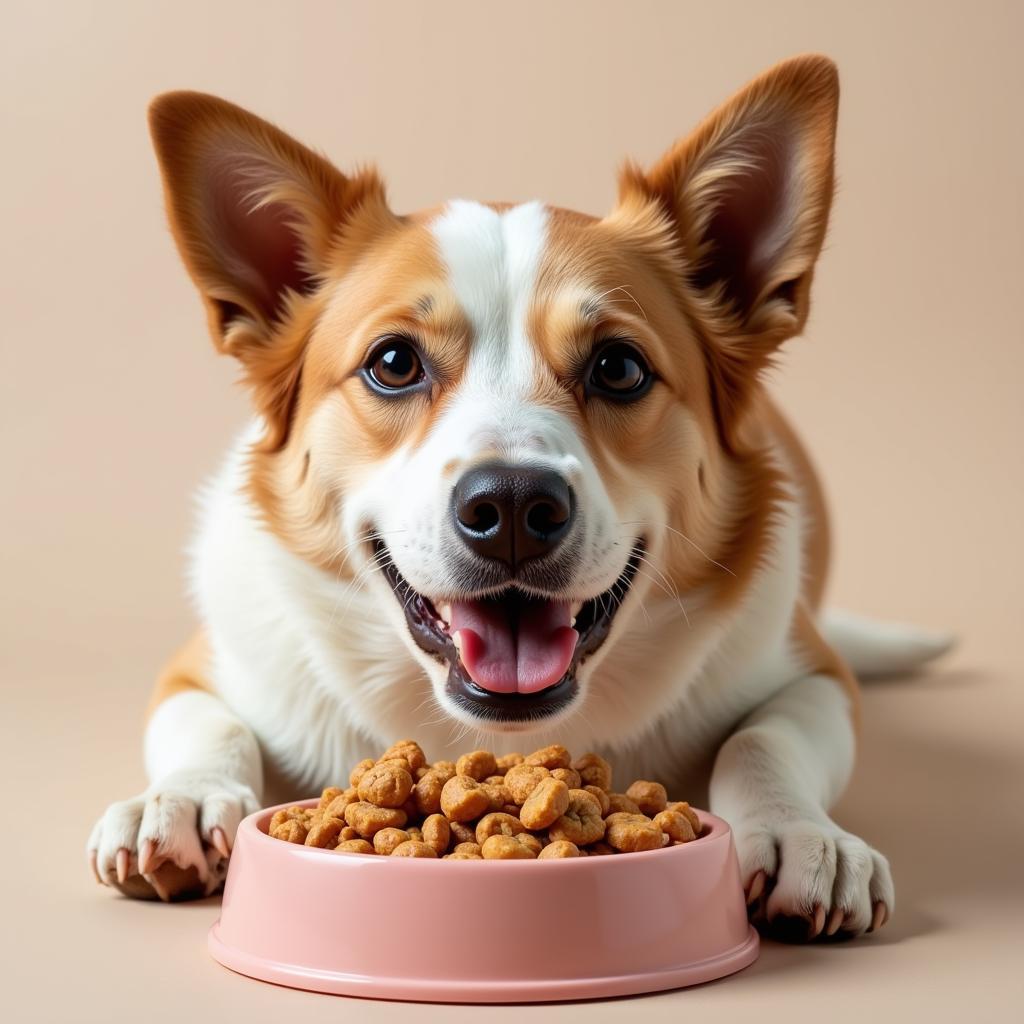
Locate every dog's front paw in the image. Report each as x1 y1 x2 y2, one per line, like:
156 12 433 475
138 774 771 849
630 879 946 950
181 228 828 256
733 815 894 941
86 773 259 901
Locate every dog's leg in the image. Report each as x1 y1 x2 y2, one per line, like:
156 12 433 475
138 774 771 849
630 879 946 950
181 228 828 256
87 635 262 901
709 672 894 941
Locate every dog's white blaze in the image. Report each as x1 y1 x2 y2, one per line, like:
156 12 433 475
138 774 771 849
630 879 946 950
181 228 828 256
426 200 560 465
431 199 546 396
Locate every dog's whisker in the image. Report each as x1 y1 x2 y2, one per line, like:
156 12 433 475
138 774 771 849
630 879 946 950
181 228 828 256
631 550 682 600
631 565 691 628
618 519 735 577
326 548 395 629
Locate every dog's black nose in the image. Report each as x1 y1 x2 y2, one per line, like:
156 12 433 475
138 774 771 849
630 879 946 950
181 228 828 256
452 463 574 567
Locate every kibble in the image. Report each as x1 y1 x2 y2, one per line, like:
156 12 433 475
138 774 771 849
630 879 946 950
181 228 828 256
268 742 702 860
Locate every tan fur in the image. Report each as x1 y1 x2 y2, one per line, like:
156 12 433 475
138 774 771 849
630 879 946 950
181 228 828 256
790 602 861 738
144 631 212 721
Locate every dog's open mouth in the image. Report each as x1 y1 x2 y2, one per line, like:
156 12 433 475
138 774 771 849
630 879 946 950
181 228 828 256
374 539 644 722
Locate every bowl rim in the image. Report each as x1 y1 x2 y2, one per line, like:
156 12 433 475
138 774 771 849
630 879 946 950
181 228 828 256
246 798 730 868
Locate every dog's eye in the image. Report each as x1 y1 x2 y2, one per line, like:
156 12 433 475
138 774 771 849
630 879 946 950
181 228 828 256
366 337 424 391
587 342 653 401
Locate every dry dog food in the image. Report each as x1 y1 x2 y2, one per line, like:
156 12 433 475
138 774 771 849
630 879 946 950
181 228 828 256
268 741 702 859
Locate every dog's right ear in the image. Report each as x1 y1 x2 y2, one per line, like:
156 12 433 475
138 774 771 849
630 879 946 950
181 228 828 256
148 92 389 356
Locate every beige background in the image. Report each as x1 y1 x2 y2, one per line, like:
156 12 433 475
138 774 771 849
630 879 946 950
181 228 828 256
2 1 1022 1020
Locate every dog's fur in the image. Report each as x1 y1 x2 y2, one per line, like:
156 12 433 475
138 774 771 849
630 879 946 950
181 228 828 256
88 55 950 938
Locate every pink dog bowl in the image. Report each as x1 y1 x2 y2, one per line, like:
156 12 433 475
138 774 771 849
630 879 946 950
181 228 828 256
208 800 758 1002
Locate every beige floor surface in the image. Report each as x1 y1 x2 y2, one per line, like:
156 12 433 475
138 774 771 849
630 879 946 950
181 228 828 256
4 647 1022 1022
3 2 1022 1021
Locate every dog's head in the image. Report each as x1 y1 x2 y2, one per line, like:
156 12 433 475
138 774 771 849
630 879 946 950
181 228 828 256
150 56 837 737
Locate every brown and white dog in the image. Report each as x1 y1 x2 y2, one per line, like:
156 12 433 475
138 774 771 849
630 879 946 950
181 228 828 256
88 55 950 939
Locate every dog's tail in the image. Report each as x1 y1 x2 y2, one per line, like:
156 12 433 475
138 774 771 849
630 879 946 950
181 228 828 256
821 608 955 679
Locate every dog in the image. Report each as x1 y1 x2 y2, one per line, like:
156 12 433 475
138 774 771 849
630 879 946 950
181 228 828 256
88 54 950 939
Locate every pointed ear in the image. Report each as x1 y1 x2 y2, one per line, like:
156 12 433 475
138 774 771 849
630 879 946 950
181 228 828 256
618 55 839 435
148 91 388 354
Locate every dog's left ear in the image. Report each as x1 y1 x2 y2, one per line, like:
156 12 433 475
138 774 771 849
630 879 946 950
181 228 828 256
617 55 839 435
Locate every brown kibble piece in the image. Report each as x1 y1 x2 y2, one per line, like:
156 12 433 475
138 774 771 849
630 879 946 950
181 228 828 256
606 812 662 852
412 770 446 816
322 789 358 820
453 842 482 857
606 793 642 815
653 809 697 843
504 764 551 803
378 740 427 772
520 778 570 830
549 789 606 845
524 744 571 769
444 852 483 860
349 758 376 787
305 816 346 848
440 776 492 822
584 785 611 815
573 752 613 792
316 787 344 812
270 819 307 844
391 840 438 858
449 821 476 845
269 809 295 831
481 834 537 860
422 814 451 854
551 767 581 789
665 801 702 836
475 812 525 845
605 811 653 826
456 750 497 781
344 801 408 837
357 762 414 808
538 840 580 859
373 827 411 855
482 782 510 812
336 839 374 855
495 752 524 772
625 780 668 816
515 833 543 856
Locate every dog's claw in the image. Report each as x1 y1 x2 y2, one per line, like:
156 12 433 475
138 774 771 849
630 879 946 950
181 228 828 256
869 901 888 933
138 838 157 876
116 848 130 884
825 906 845 936
811 903 826 938
211 826 231 859
147 872 172 903
89 849 104 885
746 870 766 905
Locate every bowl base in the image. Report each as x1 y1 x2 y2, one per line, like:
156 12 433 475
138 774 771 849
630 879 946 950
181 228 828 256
208 921 759 1002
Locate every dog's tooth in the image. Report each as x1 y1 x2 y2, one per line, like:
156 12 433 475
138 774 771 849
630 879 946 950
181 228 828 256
440 603 452 623
452 630 463 654
570 617 577 628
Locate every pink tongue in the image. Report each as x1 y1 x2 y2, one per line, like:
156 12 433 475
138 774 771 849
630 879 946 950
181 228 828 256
450 599 578 694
